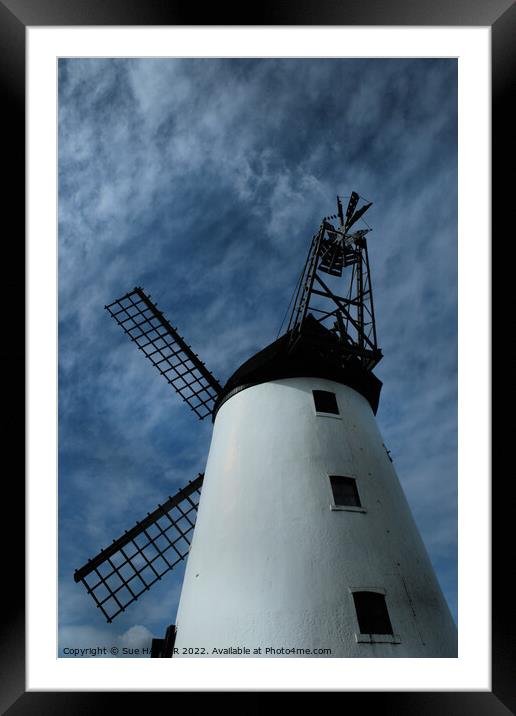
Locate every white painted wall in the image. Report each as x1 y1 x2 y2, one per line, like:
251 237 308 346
174 377 457 657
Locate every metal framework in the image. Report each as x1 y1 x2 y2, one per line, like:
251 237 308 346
286 192 382 371
74 474 204 623
106 287 222 420
151 624 177 658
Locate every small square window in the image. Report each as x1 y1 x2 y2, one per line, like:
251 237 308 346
329 475 361 507
353 591 393 635
313 390 339 414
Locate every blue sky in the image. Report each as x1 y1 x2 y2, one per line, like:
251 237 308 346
58 58 457 656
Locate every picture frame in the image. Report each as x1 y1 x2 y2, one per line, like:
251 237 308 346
4 0 509 710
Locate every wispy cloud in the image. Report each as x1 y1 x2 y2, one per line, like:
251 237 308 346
59 58 458 647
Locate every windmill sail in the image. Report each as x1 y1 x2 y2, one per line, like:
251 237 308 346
345 201 372 232
74 474 204 623
345 191 359 225
106 287 222 420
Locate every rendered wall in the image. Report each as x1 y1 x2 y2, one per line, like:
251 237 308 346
174 377 457 657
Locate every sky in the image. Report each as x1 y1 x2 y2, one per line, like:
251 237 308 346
58 58 457 657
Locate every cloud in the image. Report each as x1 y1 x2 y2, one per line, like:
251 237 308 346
59 623 156 658
58 57 458 643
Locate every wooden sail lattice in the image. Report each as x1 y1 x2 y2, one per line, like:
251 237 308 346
74 475 204 623
105 287 222 420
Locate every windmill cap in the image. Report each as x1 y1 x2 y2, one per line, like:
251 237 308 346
212 315 382 420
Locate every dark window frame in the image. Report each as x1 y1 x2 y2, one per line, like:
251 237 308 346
328 475 362 509
312 389 340 415
352 590 394 637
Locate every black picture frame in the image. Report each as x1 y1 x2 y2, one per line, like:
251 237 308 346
4 0 510 711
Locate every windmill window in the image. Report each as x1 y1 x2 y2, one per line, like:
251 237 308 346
329 475 362 509
313 390 339 415
352 591 394 636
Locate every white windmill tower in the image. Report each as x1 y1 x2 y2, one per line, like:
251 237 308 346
74 193 457 658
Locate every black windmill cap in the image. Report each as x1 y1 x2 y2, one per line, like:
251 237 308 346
212 315 382 419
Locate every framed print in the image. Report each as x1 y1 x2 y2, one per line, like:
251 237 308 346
4 0 512 711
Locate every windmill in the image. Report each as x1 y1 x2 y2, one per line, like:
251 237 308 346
73 192 457 658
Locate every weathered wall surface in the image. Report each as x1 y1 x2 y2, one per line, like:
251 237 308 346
174 377 457 657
